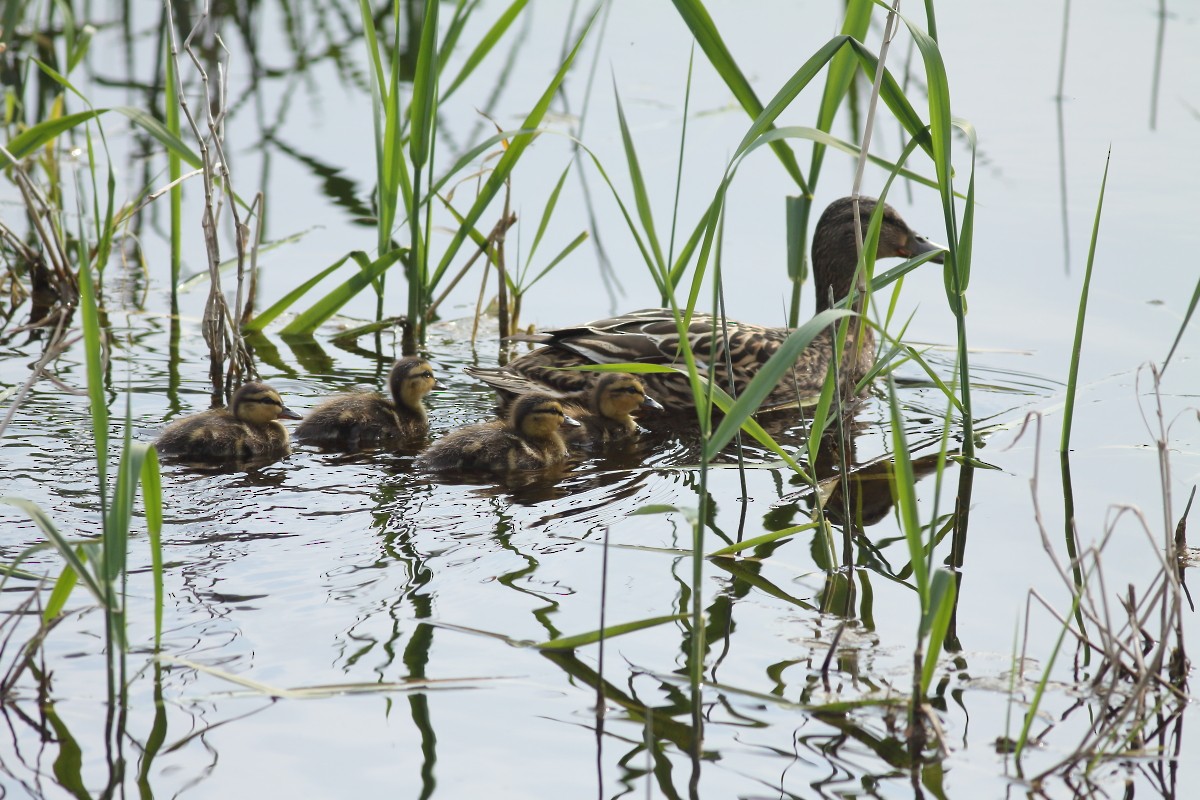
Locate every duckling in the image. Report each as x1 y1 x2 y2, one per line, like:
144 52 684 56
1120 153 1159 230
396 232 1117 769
560 373 663 448
417 393 579 473
155 382 301 461
295 357 440 450
465 196 944 413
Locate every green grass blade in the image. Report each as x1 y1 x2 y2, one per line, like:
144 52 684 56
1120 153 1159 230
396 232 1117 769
429 13 597 290
524 163 572 271
242 253 352 333
707 522 819 557
0 109 101 167
77 260 108 486
1163 277 1200 373
613 82 666 271
106 438 150 584
535 614 688 651
442 0 530 101
141 448 163 649
523 230 588 290
1061 149 1110 453
671 0 805 187
704 309 853 458
0 497 106 608
886 375 927 600
920 568 957 694
809 0 872 184
409 0 439 173
281 250 404 336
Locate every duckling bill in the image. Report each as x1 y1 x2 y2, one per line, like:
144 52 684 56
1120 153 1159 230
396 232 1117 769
417 393 578 473
295 357 440 450
155 382 301 462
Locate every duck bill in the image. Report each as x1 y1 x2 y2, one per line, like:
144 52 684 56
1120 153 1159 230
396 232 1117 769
901 233 947 264
641 395 665 411
562 414 582 428
434 380 449 390
279 406 303 420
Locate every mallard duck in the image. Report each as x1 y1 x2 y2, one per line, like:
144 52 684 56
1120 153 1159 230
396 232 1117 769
560 372 663 448
155 382 302 461
295 357 440 449
465 196 944 413
417 392 579 472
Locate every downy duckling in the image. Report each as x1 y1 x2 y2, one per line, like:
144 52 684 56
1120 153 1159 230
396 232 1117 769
465 196 945 413
295 357 440 450
561 373 663 448
417 393 579 473
155 382 301 461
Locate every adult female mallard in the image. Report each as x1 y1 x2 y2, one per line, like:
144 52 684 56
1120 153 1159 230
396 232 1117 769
561 372 663 448
465 197 944 413
417 393 579 473
295 357 440 450
155 382 302 461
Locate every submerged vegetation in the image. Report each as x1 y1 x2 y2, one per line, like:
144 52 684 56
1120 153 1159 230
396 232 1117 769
0 0 1198 797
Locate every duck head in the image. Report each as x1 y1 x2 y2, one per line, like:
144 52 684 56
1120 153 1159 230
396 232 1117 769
593 373 663 420
511 393 579 440
231 382 302 425
812 197 945 311
389 356 441 415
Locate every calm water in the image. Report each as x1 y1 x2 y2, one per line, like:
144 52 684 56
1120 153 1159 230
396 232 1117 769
2 1 1199 797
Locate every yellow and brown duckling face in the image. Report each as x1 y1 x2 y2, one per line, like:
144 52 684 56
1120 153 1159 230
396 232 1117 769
389 357 441 414
231 382 302 426
510 393 579 440
593 373 663 420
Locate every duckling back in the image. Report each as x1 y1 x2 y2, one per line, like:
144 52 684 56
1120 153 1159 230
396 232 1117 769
418 393 573 473
296 358 437 451
155 382 299 462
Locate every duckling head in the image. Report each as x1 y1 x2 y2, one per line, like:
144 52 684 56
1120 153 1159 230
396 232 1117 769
510 393 578 440
813 197 945 310
389 356 441 415
231 382 302 425
593 373 663 420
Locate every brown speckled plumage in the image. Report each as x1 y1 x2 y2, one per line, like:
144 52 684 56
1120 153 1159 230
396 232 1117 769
155 382 301 461
465 197 943 413
295 357 438 450
417 393 574 472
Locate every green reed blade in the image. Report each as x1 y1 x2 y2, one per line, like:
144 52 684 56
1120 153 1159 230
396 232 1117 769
524 163 573 273
77 260 107 485
809 0 872 185
106 438 151 585
522 230 588 291
613 82 666 272
846 40 933 159
164 40 183 295
408 0 439 174
886 375 927 600
535 614 688 651
281 250 404 336
766 126 942 190
920 568 957 694
704 309 853 459
243 253 353 333
665 212 707 292
670 0 805 188
805 369 838 468
428 10 596 291
1 498 106 609
114 107 202 170
442 0 529 102
141 448 163 648
1062 149 1109 452
707 522 819 557
0 109 100 167
1163 277 1200 373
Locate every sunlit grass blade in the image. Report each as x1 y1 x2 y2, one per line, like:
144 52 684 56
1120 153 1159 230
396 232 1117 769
519 230 587 291
0 498 107 608
77 260 107 485
524 163 573 271
0 109 101 167
1163 277 1199 373
535 614 688 651
808 0 872 184
886 375 927 599
141 448 163 648
281 250 404 336
242 254 352 333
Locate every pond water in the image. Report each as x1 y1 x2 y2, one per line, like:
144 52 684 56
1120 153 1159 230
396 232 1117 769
2 0 1199 797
